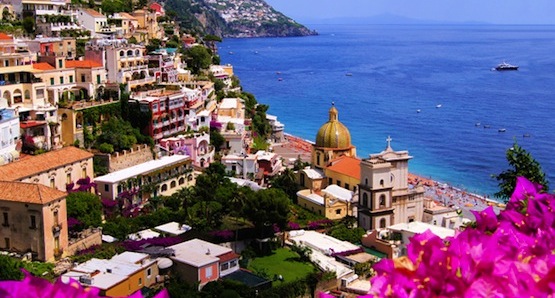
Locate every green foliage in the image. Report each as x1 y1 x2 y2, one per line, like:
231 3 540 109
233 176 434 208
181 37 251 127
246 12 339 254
95 117 141 152
210 129 225 152
22 17 34 34
71 243 125 264
328 224 366 244
243 188 290 232
493 142 549 202
270 168 300 202
98 143 114 154
292 156 310 171
201 279 253 298
93 157 109 176
354 261 375 279
146 38 162 53
66 192 103 231
225 122 235 131
101 0 132 14
184 45 212 74
248 248 315 284
166 276 200 298
0 255 24 281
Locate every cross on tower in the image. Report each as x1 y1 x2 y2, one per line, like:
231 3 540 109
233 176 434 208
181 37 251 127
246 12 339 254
386 135 392 149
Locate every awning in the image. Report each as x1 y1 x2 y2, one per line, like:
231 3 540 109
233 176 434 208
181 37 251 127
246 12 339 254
20 121 46 129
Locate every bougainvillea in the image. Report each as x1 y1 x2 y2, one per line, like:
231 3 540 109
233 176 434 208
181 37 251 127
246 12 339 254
0 270 168 298
364 177 555 297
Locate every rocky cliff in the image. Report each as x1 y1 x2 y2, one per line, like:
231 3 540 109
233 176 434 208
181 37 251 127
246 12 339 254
164 0 317 38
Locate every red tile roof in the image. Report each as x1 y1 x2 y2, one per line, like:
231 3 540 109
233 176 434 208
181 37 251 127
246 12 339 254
83 8 105 18
0 181 66 205
218 251 239 262
0 147 94 181
326 155 361 180
0 33 13 40
32 62 55 70
65 60 103 68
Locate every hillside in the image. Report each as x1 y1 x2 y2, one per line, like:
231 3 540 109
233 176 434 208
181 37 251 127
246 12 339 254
164 0 317 38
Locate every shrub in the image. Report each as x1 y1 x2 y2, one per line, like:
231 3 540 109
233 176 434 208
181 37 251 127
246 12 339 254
98 143 114 154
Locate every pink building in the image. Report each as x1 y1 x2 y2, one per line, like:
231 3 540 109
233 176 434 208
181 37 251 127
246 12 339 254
168 239 240 289
159 132 214 168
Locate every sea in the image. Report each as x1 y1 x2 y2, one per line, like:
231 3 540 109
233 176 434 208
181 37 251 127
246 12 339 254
218 24 555 198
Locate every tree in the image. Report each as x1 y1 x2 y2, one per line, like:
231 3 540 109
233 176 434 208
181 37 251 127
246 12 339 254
66 192 102 231
95 117 146 152
270 168 300 202
0 255 24 281
243 188 290 232
184 45 212 74
22 17 34 35
493 142 549 202
210 129 225 152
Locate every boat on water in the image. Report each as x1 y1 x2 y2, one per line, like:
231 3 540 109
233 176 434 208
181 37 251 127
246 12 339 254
475 122 481 126
436 104 442 108
483 125 491 129
345 73 353 76
495 62 519 71
416 109 421 113
498 128 506 132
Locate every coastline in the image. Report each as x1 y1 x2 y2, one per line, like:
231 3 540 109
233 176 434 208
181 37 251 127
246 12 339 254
274 132 505 218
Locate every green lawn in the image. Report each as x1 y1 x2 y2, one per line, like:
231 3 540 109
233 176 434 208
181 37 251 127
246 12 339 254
247 248 315 284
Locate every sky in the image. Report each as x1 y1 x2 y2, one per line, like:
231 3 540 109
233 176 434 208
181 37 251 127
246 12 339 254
265 0 555 24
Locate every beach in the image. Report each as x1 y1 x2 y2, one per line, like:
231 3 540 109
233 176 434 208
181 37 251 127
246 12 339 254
273 133 504 219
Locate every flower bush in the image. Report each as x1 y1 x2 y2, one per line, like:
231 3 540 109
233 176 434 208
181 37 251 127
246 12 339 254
0 270 168 298
365 177 555 297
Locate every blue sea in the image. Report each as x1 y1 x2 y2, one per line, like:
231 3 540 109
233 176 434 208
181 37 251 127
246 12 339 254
219 24 555 197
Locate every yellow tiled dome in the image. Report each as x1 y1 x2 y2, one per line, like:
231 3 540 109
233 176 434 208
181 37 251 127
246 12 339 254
315 104 352 148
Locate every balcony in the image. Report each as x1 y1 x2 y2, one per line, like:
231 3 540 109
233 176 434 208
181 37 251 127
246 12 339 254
52 224 62 236
120 64 148 72
128 76 156 87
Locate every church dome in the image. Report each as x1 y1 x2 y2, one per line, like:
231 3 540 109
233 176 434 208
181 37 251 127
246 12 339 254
315 104 352 148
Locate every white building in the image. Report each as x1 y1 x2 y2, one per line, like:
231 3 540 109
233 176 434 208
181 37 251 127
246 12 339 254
94 155 193 203
76 8 114 35
221 153 258 179
0 105 20 164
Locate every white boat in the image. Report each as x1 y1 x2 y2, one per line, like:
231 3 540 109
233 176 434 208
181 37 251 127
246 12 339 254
416 109 421 113
436 104 442 108
498 128 506 132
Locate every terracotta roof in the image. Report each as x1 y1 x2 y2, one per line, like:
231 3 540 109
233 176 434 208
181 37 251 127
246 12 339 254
0 33 13 40
83 8 105 18
0 147 94 181
218 251 239 263
117 12 137 20
65 60 103 68
326 155 361 180
32 62 55 70
0 181 66 205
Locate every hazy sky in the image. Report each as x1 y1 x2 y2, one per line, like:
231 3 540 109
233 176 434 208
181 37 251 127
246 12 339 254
265 0 555 24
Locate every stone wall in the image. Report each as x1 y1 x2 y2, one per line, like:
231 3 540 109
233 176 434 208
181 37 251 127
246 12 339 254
95 144 154 173
67 228 102 256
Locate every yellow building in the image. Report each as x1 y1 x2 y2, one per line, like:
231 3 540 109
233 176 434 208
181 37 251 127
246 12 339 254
0 181 68 262
297 184 355 220
312 104 356 169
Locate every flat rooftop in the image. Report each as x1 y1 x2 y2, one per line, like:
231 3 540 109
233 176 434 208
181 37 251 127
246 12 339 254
289 230 359 255
154 221 191 236
169 239 232 267
94 155 189 183
388 221 455 239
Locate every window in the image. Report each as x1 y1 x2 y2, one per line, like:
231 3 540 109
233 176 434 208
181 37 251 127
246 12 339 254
50 78 54 85
380 179 384 187
379 194 386 207
81 74 85 82
97 75 101 84
82 168 87 178
69 75 73 83
138 278 142 285
2 212 8 226
147 268 152 278
104 184 109 192
4 237 9 249
220 263 229 271
365 178 368 185
30 215 36 229
230 260 237 268
50 178 55 188
328 178 332 185
345 183 350 190
205 266 213 278
58 60 63 68
336 180 341 187
335 209 341 215
161 184 167 192
54 211 59 225
60 77 64 84
380 218 386 229
66 173 71 184
362 193 368 207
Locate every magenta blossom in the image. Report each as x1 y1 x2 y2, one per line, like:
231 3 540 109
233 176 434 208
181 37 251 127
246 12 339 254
0 270 169 298
369 177 555 297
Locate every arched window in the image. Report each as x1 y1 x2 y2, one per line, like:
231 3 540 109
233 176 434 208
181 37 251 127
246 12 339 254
161 184 168 192
170 181 176 188
362 193 368 207
178 177 185 185
119 50 124 57
365 178 368 186
380 179 384 187
379 194 386 207
316 153 321 165
380 218 386 229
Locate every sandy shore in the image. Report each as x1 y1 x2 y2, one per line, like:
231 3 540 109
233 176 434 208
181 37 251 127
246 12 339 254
272 133 504 218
